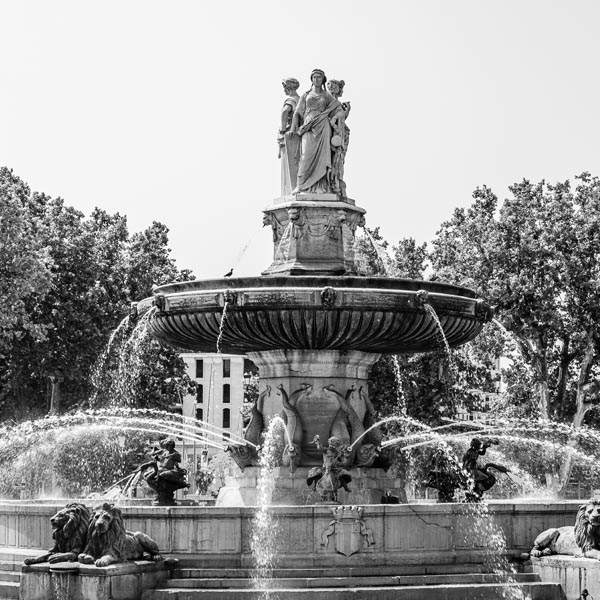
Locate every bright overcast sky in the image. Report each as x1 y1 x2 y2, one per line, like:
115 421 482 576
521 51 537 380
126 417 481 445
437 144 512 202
2 1 599 279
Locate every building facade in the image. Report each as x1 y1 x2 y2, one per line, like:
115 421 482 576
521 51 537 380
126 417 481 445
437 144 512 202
177 353 254 495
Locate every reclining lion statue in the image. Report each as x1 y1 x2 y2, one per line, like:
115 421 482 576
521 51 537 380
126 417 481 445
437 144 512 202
530 498 600 559
24 502 90 565
78 502 162 567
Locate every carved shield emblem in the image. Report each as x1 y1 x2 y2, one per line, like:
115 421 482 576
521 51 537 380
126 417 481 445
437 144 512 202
321 506 374 557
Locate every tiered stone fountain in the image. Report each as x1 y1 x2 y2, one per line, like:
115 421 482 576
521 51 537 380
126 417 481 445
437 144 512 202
7 70 580 600
143 71 492 505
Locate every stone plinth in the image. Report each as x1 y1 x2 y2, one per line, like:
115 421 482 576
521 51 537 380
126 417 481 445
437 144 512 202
215 466 405 506
262 196 365 275
20 560 170 600
531 556 598 600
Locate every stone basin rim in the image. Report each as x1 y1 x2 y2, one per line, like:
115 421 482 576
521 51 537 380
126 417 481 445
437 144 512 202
155 286 484 307
147 276 483 299
140 276 490 354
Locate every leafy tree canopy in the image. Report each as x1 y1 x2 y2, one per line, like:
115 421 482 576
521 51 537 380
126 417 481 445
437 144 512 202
0 168 195 419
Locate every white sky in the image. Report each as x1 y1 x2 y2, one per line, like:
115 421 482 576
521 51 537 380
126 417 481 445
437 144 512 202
2 0 599 279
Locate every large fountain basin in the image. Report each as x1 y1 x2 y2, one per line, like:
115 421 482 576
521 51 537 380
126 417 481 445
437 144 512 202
144 276 491 354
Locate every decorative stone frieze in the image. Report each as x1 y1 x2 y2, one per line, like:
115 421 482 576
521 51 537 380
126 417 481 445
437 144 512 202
262 197 366 275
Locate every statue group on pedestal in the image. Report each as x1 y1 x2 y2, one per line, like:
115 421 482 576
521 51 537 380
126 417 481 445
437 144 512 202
279 69 351 198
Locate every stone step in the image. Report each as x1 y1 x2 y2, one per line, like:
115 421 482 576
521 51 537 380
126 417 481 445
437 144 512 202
0 573 20 584
0 581 19 600
164 573 541 589
0 562 20 573
143 581 565 600
174 564 496 579
0 549 44 564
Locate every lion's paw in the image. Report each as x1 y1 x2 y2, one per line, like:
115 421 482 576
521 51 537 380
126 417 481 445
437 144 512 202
78 554 94 564
95 556 114 567
48 555 64 564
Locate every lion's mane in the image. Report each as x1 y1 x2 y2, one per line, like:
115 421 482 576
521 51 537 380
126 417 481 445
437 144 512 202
80 502 161 566
575 499 600 552
84 503 128 561
53 502 90 553
24 502 90 565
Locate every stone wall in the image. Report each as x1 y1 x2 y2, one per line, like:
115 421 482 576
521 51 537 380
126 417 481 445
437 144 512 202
0 501 581 568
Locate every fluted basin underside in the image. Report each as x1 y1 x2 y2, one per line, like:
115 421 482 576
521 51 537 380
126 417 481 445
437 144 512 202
145 276 491 354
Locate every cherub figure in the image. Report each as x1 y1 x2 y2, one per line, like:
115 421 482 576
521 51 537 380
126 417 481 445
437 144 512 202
306 435 352 502
138 439 189 505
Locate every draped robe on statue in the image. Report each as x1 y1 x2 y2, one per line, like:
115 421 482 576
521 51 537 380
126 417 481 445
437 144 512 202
279 95 300 196
294 91 341 193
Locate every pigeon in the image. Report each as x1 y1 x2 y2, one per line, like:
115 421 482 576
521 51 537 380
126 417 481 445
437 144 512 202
224 268 233 278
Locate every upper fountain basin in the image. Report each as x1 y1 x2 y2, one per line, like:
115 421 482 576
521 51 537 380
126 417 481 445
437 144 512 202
142 276 491 355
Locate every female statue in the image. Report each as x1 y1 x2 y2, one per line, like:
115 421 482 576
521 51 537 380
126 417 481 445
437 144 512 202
278 77 300 195
327 79 351 198
290 69 341 194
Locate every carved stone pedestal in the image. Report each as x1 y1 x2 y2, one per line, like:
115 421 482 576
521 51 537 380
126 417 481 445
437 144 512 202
21 561 170 600
216 466 405 507
262 195 366 276
247 349 383 467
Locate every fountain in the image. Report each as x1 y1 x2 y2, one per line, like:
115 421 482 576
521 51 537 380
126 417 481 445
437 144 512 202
5 70 588 599
142 73 492 503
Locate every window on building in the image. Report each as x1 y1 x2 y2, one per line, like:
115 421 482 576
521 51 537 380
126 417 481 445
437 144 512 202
196 384 203 403
195 359 204 379
196 408 203 422
223 359 231 378
222 432 231 441
223 383 230 403
223 408 230 428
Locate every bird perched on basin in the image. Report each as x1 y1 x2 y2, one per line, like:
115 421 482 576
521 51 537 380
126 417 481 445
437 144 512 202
224 268 233 278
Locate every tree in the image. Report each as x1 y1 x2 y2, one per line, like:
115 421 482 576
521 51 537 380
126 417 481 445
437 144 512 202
431 173 600 492
4 196 132 416
353 228 498 428
0 169 53 414
87 221 196 410
0 169 196 419
354 226 392 276
125 221 194 300
393 237 429 280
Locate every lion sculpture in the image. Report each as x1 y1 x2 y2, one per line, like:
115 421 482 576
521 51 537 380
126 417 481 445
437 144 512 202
78 502 162 567
24 502 90 565
530 498 600 559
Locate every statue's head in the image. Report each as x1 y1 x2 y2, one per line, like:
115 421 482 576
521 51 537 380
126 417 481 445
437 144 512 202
161 439 176 451
327 79 345 98
328 436 342 449
310 68 327 86
470 438 482 450
282 77 299 94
